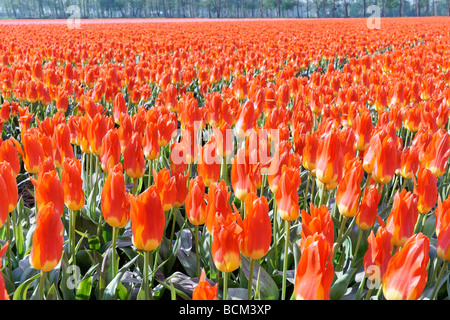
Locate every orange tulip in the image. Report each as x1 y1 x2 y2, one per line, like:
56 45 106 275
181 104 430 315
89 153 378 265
435 195 450 261
173 170 188 208
336 159 364 218
21 130 45 174
302 131 319 176
352 108 373 151
300 203 335 250
294 233 334 300
399 146 419 179
230 149 257 202
185 176 207 226
142 121 160 161
315 130 344 190
211 220 242 273
0 138 22 177
239 192 272 260
113 92 127 125
355 188 381 230
101 163 130 228
213 121 233 158
437 223 450 261
54 123 75 169
0 161 18 215
61 158 85 212
153 168 177 212
386 189 419 247
31 163 65 217
364 220 392 283
129 186 165 251
88 112 108 156
205 180 233 235
30 202 64 272
123 132 145 180
371 135 399 185
416 167 438 215
100 129 121 173
275 165 301 221
192 268 218 300
382 233 430 300
234 100 255 139
197 136 221 187
422 129 450 178
0 242 9 300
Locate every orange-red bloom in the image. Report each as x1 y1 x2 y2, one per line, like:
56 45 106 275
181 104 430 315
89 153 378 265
386 189 419 247
336 159 364 218
355 188 381 230
364 219 392 283
29 202 64 272
0 242 9 300
185 177 207 226
123 132 145 180
21 130 45 174
101 163 130 228
211 220 242 273
100 129 121 173
315 130 344 190
142 121 160 161
129 186 165 251
294 233 334 300
61 158 85 212
382 233 430 300
153 168 177 212
31 163 65 217
239 193 272 260
197 136 221 188
416 167 438 214
275 165 301 221
192 268 218 300
422 129 450 178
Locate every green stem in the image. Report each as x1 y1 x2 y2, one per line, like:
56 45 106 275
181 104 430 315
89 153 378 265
70 210 77 267
273 197 278 270
282 220 290 300
6 216 13 281
365 286 374 300
221 156 228 184
148 159 153 187
143 250 150 300
319 183 327 207
195 225 201 278
248 258 256 300
223 271 228 300
132 178 138 196
352 228 364 267
39 270 46 300
303 173 310 211
111 227 119 281
430 260 448 300
169 207 177 256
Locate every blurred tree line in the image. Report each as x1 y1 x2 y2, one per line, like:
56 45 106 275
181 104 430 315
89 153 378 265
0 0 449 19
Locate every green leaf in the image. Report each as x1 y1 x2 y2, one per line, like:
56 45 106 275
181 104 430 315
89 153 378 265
15 223 25 259
76 277 93 300
46 283 61 300
102 254 139 300
240 256 279 300
12 273 40 300
330 268 358 300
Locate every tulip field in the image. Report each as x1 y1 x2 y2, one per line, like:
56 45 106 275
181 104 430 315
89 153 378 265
0 17 450 302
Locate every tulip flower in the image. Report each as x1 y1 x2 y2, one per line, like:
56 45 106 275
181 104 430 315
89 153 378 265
185 177 207 226
192 269 218 300
205 180 233 235
100 129 121 173
336 160 364 218
422 129 450 177
0 242 9 300
239 193 272 260
113 92 127 125
239 192 272 299
316 130 344 190
197 136 221 188
386 189 419 247
211 220 242 299
302 131 319 176
54 123 75 169
142 121 160 161
371 135 399 185
230 149 257 202
0 138 22 177
300 203 335 251
21 130 45 174
30 202 64 272
153 168 177 212
416 167 438 215
294 233 334 300
275 165 301 221
123 132 146 181
399 146 419 179
355 188 381 230
31 164 65 217
234 100 255 139
352 108 373 151
382 233 430 300
0 161 18 216
61 158 84 212
364 220 392 289
88 112 108 156
101 163 130 228
435 195 450 262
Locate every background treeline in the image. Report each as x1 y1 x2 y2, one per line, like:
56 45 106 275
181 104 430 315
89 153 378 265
0 0 449 19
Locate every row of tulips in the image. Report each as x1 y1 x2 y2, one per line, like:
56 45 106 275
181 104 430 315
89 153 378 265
0 18 450 301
